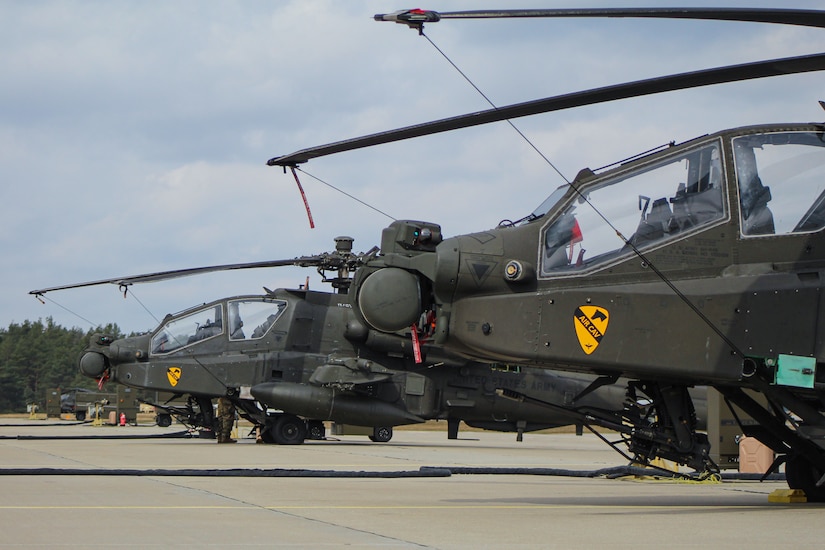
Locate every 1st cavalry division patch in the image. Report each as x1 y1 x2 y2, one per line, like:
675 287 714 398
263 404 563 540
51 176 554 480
167 367 182 387
573 306 609 355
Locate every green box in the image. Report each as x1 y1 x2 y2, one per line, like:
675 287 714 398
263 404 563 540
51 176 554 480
775 354 815 389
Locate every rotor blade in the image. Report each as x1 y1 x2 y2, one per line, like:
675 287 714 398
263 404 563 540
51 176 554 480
375 8 825 29
267 52 825 167
29 256 326 296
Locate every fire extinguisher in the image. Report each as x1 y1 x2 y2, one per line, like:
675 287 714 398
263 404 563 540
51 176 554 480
119 412 126 426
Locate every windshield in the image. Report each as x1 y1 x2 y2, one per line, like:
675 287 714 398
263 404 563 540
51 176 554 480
529 185 568 220
151 304 223 354
733 131 825 236
227 298 287 340
540 140 725 276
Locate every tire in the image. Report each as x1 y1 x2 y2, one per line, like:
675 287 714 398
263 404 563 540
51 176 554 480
270 414 307 445
259 425 276 444
156 414 172 428
369 426 393 443
786 454 825 502
75 411 86 422
306 420 325 440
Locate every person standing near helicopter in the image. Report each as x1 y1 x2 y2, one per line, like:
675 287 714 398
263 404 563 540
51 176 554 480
216 396 236 443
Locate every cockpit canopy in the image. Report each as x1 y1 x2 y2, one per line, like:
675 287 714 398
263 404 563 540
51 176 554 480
534 127 825 278
150 297 287 355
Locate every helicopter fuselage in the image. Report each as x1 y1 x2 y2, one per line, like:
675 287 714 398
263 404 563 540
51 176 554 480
78 287 631 440
347 123 825 487
355 123 825 387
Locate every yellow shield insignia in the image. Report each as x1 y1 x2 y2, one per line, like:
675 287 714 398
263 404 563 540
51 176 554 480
166 367 182 387
573 306 609 355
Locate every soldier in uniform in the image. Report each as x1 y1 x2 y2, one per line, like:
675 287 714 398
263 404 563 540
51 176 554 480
216 396 236 443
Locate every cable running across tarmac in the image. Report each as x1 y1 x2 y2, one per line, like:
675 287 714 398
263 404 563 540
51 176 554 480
0 467 453 478
0 464 784 481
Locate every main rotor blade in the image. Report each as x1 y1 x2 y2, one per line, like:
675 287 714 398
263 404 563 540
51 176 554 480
375 8 825 29
29 256 324 296
268 52 825 167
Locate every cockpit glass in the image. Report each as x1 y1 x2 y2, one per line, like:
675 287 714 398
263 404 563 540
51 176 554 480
540 140 726 277
151 304 223 354
530 185 568 220
150 298 288 354
227 299 287 341
733 131 825 237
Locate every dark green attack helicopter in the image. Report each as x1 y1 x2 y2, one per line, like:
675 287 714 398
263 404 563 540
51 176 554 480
30 234 636 444
260 8 825 498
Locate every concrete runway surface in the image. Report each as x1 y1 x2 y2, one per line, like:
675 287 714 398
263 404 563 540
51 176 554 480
0 419 822 549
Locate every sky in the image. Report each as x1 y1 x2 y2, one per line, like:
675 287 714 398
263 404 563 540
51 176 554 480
2 0 825 335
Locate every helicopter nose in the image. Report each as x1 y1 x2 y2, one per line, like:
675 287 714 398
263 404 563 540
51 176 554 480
79 351 107 378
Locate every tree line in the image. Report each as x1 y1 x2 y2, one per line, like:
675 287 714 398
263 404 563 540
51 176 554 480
0 318 126 413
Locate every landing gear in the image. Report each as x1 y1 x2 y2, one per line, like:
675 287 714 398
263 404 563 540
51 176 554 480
716 383 825 499
369 426 393 442
447 418 459 440
500 380 714 472
623 382 713 472
259 425 275 444
196 396 216 439
306 419 326 440
254 416 391 444
786 455 825 502
269 414 307 445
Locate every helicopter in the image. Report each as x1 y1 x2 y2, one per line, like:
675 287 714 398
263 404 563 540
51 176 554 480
30 235 640 444
258 8 825 498
24 6 810 481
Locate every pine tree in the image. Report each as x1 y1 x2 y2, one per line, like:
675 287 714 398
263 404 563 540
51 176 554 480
0 319 124 412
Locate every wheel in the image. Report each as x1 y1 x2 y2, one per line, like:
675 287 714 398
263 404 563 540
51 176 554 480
369 426 393 443
306 420 325 440
75 411 86 421
270 414 307 445
786 455 825 502
259 425 275 444
156 414 172 428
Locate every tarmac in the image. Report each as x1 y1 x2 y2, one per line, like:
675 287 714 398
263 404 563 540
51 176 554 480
0 419 823 549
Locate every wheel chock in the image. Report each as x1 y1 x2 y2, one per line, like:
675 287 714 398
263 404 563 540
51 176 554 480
768 489 807 503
